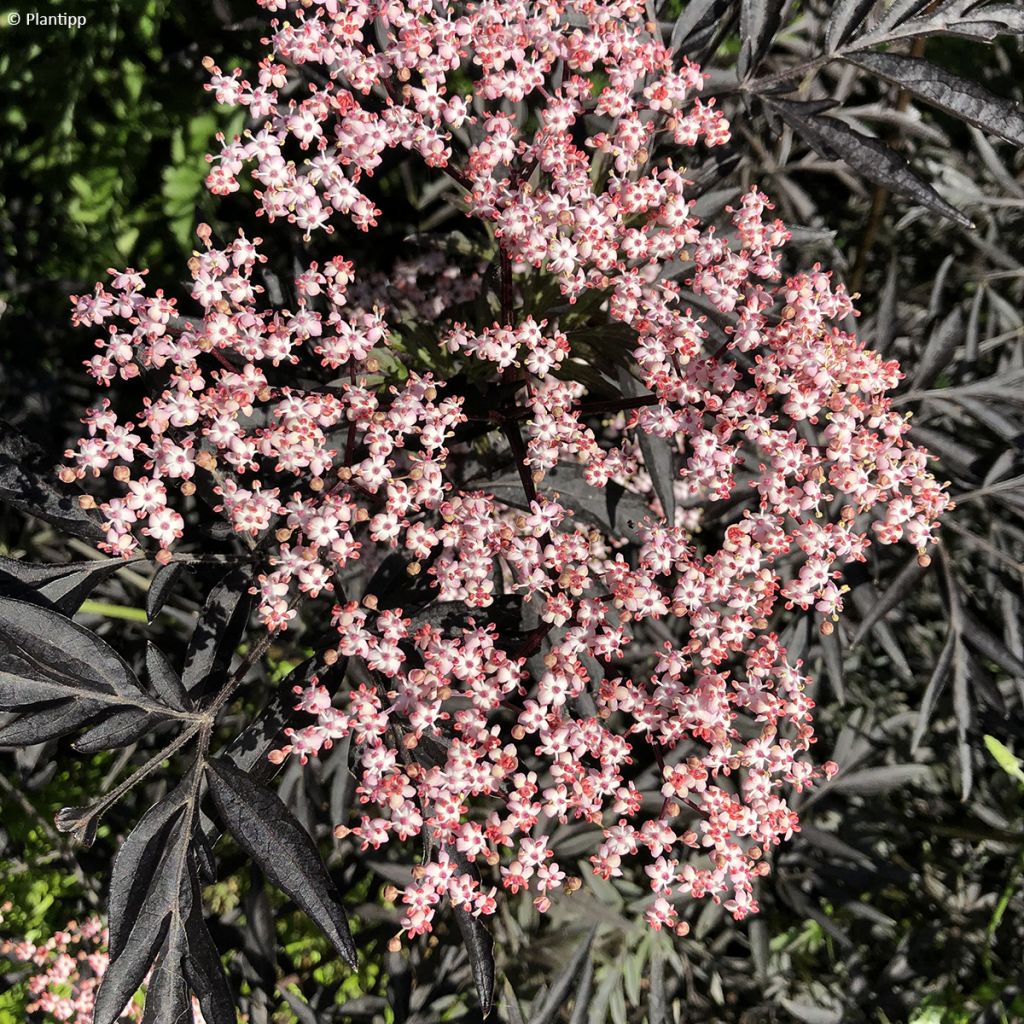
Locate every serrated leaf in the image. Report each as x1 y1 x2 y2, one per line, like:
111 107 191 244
205 757 356 967
847 52 1024 147
489 463 651 542
825 0 877 51
670 0 730 51
183 873 236 1024
829 764 930 794
192 831 217 886
765 97 973 228
529 926 597 1024
182 570 251 696
95 816 192 1024
146 644 193 713
0 595 145 702
73 707 162 753
148 562 183 621
740 0 786 78
0 420 107 544
0 555 124 616
141 947 191 1024
0 698 106 746
108 774 195 959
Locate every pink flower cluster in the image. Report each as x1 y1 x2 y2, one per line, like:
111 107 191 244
0 910 135 1023
62 0 949 937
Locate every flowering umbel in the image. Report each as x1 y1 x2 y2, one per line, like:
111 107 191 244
0 908 205 1024
62 0 949 939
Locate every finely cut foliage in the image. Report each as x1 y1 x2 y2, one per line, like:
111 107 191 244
1 2 1023 1023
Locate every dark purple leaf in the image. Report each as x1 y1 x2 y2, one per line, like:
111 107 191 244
0 699 105 746
825 0 877 51
819 625 846 704
739 0 786 78
953 638 973 798
73 707 163 753
94 817 191 1024
146 643 193 713
850 555 929 646
489 463 650 543
670 0 735 54
0 555 124 615
0 595 144 701
148 562 184 622
875 0 938 31
911 629 956 752
440 839 494 1015
529 926 597 1024
205 757 357 967
108 772 196 958
183 873 236 1024
829 764 930 794
0 420 107 544
141 947 191 1024
848 52 1024 147
182 569 251 696
765 97 974 228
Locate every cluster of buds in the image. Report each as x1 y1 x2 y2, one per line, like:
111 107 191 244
63 0 949 938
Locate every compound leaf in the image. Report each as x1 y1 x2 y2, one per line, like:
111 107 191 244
206 757 356 967
765 97 973 228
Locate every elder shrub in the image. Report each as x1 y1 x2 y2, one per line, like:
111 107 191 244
2 1 981 1020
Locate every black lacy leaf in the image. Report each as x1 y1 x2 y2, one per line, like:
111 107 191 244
0 596 179 746
0 555 125 615
764 97 974 228
182 569 252 697
94 813 192 1024
206 756 357 967
739 0 786 78
0 420 107 544
147 561 184 621
824 0 877 52
146 643 194 713
846 51 1024 146
488 463 651 542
